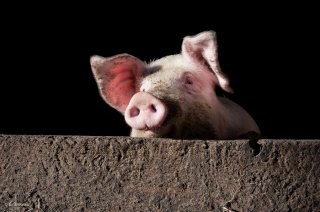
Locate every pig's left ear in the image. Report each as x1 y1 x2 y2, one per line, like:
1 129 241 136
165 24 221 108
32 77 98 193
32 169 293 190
182 31 233 93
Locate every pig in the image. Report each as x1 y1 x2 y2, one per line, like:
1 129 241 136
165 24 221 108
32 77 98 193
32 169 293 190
90 31 260 139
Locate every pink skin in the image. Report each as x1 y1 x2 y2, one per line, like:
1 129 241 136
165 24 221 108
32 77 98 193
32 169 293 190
124 92 168 131
90 31 261 139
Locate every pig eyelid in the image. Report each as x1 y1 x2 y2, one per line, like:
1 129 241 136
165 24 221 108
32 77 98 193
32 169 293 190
181 72 195 85
185 76 193 85
139 83 147 92
139 86 145 92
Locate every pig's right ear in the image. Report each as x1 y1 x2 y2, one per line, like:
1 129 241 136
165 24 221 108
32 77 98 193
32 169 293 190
90 54 145 113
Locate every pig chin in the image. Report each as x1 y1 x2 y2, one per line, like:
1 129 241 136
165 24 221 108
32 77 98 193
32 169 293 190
130 123 174 138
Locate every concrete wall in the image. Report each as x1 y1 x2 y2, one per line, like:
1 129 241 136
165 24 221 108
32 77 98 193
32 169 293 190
0 135 319 211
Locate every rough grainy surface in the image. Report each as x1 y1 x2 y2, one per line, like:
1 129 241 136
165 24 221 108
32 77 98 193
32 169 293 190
0 135 319 211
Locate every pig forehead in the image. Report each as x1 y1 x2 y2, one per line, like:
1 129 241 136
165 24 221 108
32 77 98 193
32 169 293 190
148 54 197 71
146 54 198 77
140 69 178 89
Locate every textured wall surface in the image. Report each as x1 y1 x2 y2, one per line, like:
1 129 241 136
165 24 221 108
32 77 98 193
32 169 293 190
0 135 319 211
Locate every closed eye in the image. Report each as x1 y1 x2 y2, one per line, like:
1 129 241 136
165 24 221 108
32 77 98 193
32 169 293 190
182 72 194 85
185 76 193 85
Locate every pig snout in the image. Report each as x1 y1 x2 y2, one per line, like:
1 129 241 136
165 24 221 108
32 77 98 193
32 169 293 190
124 92 168 130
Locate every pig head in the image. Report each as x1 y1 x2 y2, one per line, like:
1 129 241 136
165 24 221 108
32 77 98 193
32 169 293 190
90 31 260 139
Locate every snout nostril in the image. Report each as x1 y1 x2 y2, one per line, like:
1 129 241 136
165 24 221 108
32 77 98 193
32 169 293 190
125 92 168 131
150 104 157 112
130 107 140 117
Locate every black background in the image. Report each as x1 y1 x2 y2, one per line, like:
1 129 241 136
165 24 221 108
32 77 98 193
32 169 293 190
1 4 319 138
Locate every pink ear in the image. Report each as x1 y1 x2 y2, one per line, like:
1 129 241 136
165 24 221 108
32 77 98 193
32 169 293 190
90 54 145 113
182 31 233 93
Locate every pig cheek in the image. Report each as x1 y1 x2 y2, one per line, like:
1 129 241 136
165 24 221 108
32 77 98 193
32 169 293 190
153 98 184 138
179 103 217 139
